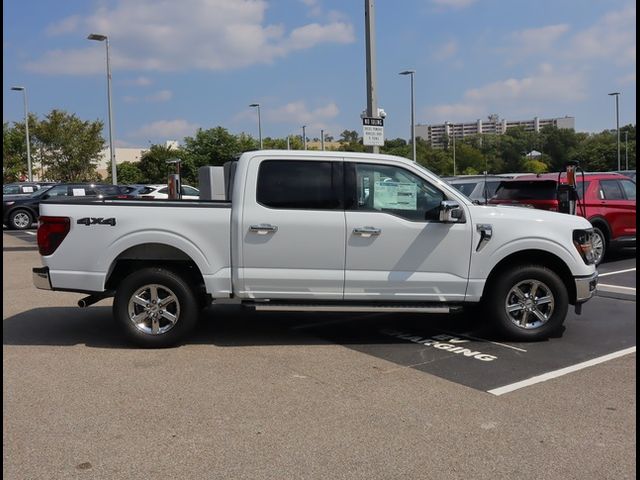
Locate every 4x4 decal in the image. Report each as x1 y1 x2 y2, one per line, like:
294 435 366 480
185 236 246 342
77 217 116 226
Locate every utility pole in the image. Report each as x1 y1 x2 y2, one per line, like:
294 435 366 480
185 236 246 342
302 125 307 150
365 0 379 154
321 129 325 151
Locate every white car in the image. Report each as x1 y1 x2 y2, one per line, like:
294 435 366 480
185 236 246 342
138 184 200 200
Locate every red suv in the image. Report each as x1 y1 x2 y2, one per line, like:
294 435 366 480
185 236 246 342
489 172 636 264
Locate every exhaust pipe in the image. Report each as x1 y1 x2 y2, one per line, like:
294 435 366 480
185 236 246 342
78 293 112 308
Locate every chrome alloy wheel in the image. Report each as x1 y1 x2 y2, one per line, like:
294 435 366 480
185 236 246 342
505 279 555 330
591 231 605 265
127 284 181 335
12 211 31 229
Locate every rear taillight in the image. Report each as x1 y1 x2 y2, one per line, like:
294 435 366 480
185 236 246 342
37 216 70 256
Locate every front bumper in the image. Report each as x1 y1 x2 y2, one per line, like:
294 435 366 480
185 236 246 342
33 266 52 290
575 271 598 303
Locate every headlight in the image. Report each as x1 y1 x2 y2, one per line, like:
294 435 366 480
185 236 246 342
573 229 595 265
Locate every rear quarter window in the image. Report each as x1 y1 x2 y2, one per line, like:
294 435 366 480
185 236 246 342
493 181 558 200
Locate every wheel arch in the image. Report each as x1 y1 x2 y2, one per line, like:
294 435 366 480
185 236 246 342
588 216 611 241
484 249 577 305
105 243 206 294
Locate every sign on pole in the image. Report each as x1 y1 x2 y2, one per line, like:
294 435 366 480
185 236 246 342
362 117 384 146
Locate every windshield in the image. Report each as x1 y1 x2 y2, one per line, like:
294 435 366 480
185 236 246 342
28 185 56 198
451 182 480 196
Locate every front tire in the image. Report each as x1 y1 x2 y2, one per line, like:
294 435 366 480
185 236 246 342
484 265 568 341
8 209 33 230
113 267 199 347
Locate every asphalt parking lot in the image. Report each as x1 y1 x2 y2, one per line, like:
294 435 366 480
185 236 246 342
3 230 636 479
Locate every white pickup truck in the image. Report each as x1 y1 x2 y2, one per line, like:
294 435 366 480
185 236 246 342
33 150 598 347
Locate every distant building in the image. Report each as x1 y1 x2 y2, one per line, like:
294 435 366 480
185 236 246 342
96 147 146 179
415 115 575 148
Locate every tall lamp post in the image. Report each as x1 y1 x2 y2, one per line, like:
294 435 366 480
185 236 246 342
88 33 117 185
608 92 621 171
10 86 32 181
624 131 628 170
302 125 307 150
399 70 416 162
249 103 262 149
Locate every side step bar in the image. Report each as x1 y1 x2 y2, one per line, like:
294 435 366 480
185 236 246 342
251 303 461 314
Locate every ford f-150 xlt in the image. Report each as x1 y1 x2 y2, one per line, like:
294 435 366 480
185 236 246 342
33 150 598 347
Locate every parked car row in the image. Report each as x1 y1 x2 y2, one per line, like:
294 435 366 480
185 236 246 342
3 181 201 230
444 170 635 265
3 183 133 230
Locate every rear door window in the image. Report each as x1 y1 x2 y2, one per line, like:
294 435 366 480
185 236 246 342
257 160 343 210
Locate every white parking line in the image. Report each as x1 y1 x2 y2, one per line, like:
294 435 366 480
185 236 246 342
597 284 636 293
24 231 36 236
488 347 637 396
598 268 636 277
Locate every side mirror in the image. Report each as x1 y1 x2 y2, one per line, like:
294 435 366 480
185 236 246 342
439 200 465 223
41 194 50 200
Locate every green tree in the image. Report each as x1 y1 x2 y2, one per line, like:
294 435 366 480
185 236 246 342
106 161 143 184
34 110 104 182
137 144 184 183
3 122 29 182
182 127 248 168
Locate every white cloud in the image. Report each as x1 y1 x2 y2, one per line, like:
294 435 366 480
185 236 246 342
432 40 458 61
430 0 477 9
25 0 355 75
268 100 339 124
465 64 587 102
122 76 153 87
145 90 172 102
123 90 172 103
508 24 570 56
132 119 199 140
424 64 587 123
569 5 636 65
503 5 635 68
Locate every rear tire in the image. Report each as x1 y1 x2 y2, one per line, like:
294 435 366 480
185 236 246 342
484 265 568 341
8 209 33 230
113 267 199 348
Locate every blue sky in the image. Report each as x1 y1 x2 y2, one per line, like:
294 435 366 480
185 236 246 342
3 0 636 147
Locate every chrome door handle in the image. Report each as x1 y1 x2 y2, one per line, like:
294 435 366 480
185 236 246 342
249 224 278 234
353 226 381 237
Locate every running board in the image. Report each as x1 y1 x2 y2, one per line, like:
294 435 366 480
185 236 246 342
250 303 461 314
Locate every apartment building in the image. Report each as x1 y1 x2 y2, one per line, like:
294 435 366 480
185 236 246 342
415 115 575 148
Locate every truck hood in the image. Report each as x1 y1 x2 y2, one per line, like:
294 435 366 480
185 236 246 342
469 204 593 231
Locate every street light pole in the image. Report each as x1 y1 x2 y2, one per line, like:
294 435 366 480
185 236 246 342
249 103 262 149
321 129 325 151
399 70 416 162
88 33 117 185
302 125 307 150
624 131 628 170
608 92 621 171
452 127 456 175
11 86 32 181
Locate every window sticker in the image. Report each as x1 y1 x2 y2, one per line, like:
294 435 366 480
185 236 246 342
72 188 86 196
23 186 34 192
373 181 417 210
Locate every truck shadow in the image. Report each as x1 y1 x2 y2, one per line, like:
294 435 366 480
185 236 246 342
2 305 511 349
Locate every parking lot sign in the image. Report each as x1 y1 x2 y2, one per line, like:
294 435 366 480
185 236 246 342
362 117 384 146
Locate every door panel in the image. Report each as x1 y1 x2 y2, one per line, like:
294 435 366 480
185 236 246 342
239 159 346 299
344 162 472 301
